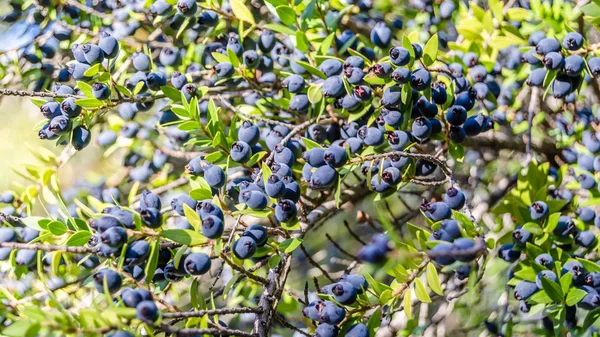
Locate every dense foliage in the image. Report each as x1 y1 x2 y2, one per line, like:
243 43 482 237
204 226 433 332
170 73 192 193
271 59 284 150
3 0 600 336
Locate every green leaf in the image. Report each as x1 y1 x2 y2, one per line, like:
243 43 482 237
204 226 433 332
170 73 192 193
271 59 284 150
161 86 182 101
566 288 587 306
522 222 543 235
230 0 256 24
189 188 213 202
65 231 92 246
46 220 66 235
212 52 230 64
449 143 464 162
276 6 297 25
285 57 326 79
319 33 335 55
263 23 296 35
77 81 94 98
144 239 160 285
183 203 202 231
426 263 443 295
278 238 303 253
540 277 564 303
414 278 431 303
20 217 44 231
422 33 438 67
74 98 104 108
295 31 310 53
227 47 240 68
560 272 573 294
29 98 46 107
301 137 323 150
2 319 40 337
367 307 381 336
307 84 323 104
84 63 101 77
403 287 412 319
544 212 561 233
160 229 207 245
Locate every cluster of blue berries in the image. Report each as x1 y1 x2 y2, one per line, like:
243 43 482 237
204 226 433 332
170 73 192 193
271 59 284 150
303 274 370 337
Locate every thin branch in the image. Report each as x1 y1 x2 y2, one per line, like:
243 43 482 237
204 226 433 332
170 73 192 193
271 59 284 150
158 325 256 337
162 307 261 318
0 242 97 254
391 258 430 297
325 233 357 259
220 253 269 285
299 244 335 282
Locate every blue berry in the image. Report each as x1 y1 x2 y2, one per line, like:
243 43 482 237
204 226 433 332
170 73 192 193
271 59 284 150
389 47 410 66
535 270 558 289
370 22 391 48
239 190 268 210
93 269 122 293
204 164 226 188
184 253 211 275
201 215 224 239
99 32 119 58
233 236 257 259
514 281 538 300
81 44 104 65
275 199 297 222
310 165 338 190
136 300 158 322
71 125 91 151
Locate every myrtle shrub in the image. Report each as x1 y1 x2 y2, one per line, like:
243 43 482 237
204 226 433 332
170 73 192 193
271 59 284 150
2 0 600 336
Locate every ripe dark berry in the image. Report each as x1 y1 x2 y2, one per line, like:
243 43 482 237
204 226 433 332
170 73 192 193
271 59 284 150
201 215 224 239
93 269 122 293
60 98 81 118
132 52 151 71
124 240 150 265
444 187 465 210
310 165 338 190
542 52 564 70
140 208 162 228
233 236 257 259
184 253 211 275
315 324 338 337
230 141 252 163
529 201 549 221
323 145 348 168
289 94 310 114
563 32 584 50
41 101 62 119
512 227 531 245
370 22 391 48
92 83 110 100
49 115 72 135
535 270 558 289
136 300 158 322
430 242 455 265
239 190 268 210
389 47 410 66
177 0 197 16
411 117 432 139
81 44 104 65
514 281 538 301
275 199 297 222
100 226 127 248
265 175 285 198
498 243 520 262
99 32 119 59
410 68 432 91
243 225 268 247
258 30 276 52
204 164 226 188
